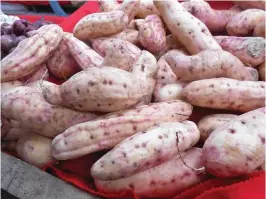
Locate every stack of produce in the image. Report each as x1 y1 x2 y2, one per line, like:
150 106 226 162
1 0 265 198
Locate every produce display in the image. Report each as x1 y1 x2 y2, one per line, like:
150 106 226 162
1 0 265 198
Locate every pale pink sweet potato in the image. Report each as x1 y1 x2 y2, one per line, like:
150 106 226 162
1 80 23 95
253 19 265 38
215 36 265 67
182 78 265 112
197 114 238 142
165 49 249 81
1 117 22 139
99 0 119 12
134 19 144 30
91 121 200 180
136 0 160 18
117 0 140 22
181 0 241 34
51 100 193 160
226 9 265 36
138 14 166 53
1 24 63 82
101 38 141 71
19 63 50 83
111 29 139 44
47 41 80 79
157 82 188 102
258 62 265 81
42 51 158 112
1 86 99 137
63 33 103 69
95 148 206 198
153 54 178 102
233 1 265 10
73 11 128 41
202 107 265 177
154 0 221 55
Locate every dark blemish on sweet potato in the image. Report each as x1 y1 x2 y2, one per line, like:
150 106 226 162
104 132 109 136
122 152 127 157
64 140 68 145
259 135 265 144
90 135 94 139
77 89 80 94
209 100 214 104
133 126 137 130
161 76 165 79
103 80 108 85
97 104 101 107
158 135 163 139
78 104 83 108
101 164 104 168
123 83 127 88
129 137 133 140
171 178 175 183
253 116 256 119
135 144 140 148
129 184 134 189
141 64 145 71
156 158 162 163
116 130 120 133
201 29 206 33
229 129 236 134
111 160 115 164
241 120 246 124
133 162 138 167
177 23 180 26
164 134 168 138
210 84 214 88
261 84 264 88
108 103 112 106
150 180 156 185
142 142 147 148
246 156 252 161
109 80 112 85
142 131 147 134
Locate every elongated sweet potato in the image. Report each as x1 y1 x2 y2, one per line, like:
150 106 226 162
47 41 80 79
42 51 158 112
227 9 265 36
117 0 140 22
258 62 265 81
95 148 206 198
101 38 141 71
154 0 221 55
136 0 160 18
166 49 251 81
63 33 103 70
51 100 193 160
202 107 265 177
233 1 265 10
197 114 238 142
182 78 265 112
215 36 265 67
73 11 128 41
91 121 200 180
1 24 63 82
181 0 240 34
1 86 99 137
253 20 265 38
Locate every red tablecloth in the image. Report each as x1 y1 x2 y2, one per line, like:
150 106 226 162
16 1 266 199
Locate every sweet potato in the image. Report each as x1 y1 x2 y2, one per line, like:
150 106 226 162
181 0 241 34
1 117 22 139
1 86 99 137
136 0 160 18
1 24 63 82
117 0 140 23
157 82 188 102
233 1 265 10
91 121 200 180
138 14 166 53
95 148 206 198
215 36 265 67
1 80 22 95
99 0 119 12
47 41 80 79
63 33 103 69
42 51 158 112
101 38 141 71
73 11 128 41
197 114 238 142
258 62 265 81
3 133 55 168
202 107 265 177
19 63 50 83
226 9 265 36
154 0 221 55
134 19 144 30
165 49 250 81
253 20 265 38
245 67 259 81
153 55 178 102
51 100 193 160
182 78 265 112
110 29 139 44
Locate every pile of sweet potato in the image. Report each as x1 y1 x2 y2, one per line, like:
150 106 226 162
1 0 265 198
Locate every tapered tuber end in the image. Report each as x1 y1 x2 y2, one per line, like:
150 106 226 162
39 80 63 106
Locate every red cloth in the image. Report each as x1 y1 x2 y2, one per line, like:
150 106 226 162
7 1 266 199
1 1 70 6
